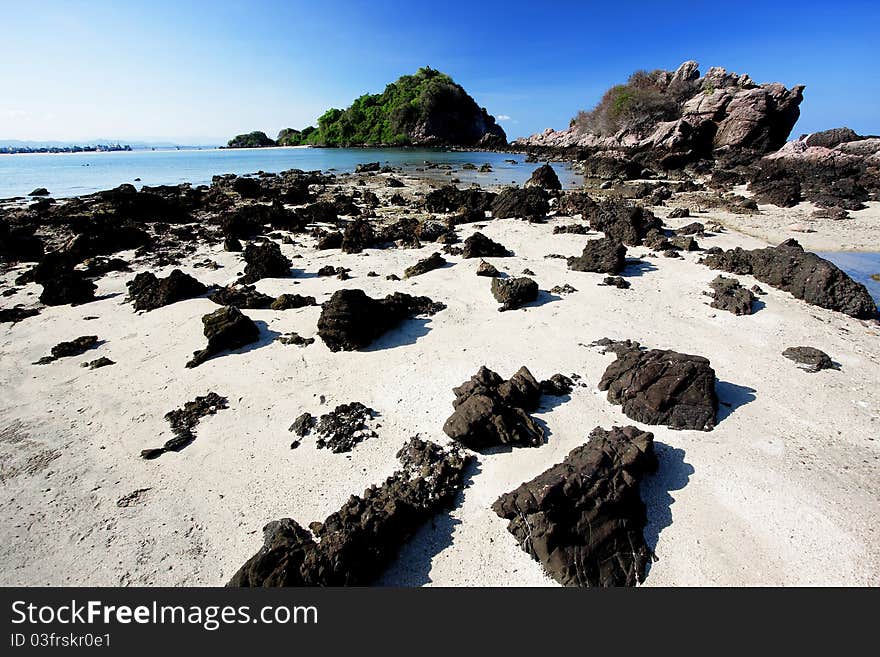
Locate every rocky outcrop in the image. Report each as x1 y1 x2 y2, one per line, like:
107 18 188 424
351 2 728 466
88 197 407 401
598 344 718 431
186 306 261 368
317 289 445 351
209 285 274 309
567 237 627 274
492 425 658 587
704 239 877 319
34 335 100 364
514 61 805 161
126 269 209 311
228 437 472 586
442 366 546 451
491 276 538 311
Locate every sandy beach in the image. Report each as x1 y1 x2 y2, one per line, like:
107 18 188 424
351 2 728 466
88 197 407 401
1 171 878 587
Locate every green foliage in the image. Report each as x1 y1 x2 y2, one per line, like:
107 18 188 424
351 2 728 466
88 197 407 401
303 67 491 146
276 126 317 146
227 131 275 148
572 68 696 137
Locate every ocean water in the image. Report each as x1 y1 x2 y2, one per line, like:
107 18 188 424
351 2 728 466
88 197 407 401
819 251 880 306
0 147 582 199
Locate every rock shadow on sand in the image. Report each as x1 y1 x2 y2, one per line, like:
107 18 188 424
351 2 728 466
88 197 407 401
362 317 434 351
641 441 694 570
376 456 481 586
715 380 757 424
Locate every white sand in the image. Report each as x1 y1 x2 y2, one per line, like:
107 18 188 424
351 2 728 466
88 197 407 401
1 196 878 587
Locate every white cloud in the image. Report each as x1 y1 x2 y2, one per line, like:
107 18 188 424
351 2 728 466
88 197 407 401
496 114 511 121
2 109 28 119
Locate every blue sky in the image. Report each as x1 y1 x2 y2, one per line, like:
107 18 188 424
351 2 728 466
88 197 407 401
1 0 877 143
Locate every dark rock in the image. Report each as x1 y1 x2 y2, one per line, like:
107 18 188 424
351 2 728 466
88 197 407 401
227 437 471 586
302 402 378 453
404 252 447 278
491 276 538 311
598 345 718 431
670 235 699 251
567 237 627 274
492 425 657 587
550 283 578 294
524 164 562 191
707 275 755 315
83 356 115 369
442 365 545 450
317 289 445 352
238 241 292 284
186 306 261 368
782 346 839 372
355 162 381 173
676 221 705 235
29 187 50 196
127 269 209 311
589 200 662 246
600 276 630 289
668 207 690 219
557 191 598 218
141 392 229 459
271 294 316 310
0 219 44 263
491 187 549 220
552 223 592 235
386 177 405 188
209 284 274 309
749 175 801 207
424 185 496 213
289 412 315 436
541 373 574 396
19 252 96 306
341 218 375 254
278 333 315 347
224 237 243 252
461 232 511 258
316 231 343 250
476 259 498 277
704 239 877 319
52 335 99 359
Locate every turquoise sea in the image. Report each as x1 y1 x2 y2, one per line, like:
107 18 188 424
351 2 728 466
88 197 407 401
0 147 582 200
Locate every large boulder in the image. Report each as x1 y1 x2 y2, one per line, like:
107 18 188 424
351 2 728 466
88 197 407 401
228 437 472 586
461 232 511 258
16 252 96 306
126 269 209 311
588 200 662 246
491 276 538 311
704 239 877 319
707 275 755 316
442 365 545 450
598 345 718 431
492 425 658 587
524 164 562 191
238 241 292 284
491 187 549 220
317 289 445 352
567 237 627 274
186 305 261 368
